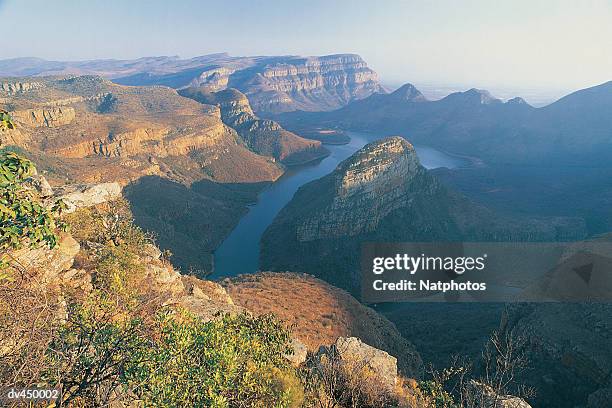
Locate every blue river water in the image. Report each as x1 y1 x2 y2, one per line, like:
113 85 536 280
213 132 467 277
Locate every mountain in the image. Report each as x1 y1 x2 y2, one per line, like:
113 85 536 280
0 74 285 273
0 75 283 184
179 87 329 165
0 53 385 114
260 137 585 293
275 81 612 166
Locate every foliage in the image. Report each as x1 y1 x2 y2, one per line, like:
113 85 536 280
0 109 15 130
45 303 300 408
0 150 66 275
46 297 150 407
64 199 151 302
130 311 299 407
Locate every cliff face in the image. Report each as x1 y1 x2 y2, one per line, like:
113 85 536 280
1 54 384 114
1 75 282 185
1 75 285 275
261 136 586 294
179 87 329 165
112 54 385 114
235 54 385 113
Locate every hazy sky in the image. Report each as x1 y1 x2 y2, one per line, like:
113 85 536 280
1 0 611 92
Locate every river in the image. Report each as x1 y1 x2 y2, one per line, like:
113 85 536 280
213 131 468 277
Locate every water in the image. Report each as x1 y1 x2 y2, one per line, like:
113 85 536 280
213 132 467 277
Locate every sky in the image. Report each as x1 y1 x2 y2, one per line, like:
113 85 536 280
1 0 612 94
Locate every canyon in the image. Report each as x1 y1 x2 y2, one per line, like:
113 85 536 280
0 53 385 114
260 136 586 294
2 52 612 407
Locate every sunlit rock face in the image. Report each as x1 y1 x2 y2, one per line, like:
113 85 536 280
296 137 431 241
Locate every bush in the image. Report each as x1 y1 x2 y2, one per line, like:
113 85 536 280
0 150 65 276
64 199 152 303
130 311 300 407
44 303 302 407
0 110 15 130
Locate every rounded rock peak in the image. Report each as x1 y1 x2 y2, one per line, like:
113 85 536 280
335 136 423 197
338 136 420 174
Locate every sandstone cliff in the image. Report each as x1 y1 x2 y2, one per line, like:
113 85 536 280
1 75 286 276
1 75 283 185
179 87 329 164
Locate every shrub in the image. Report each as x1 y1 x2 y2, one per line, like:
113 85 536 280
0 110 14 130
44 304 301 408
64 199 152 304
129 311 299 407
0 150 66 276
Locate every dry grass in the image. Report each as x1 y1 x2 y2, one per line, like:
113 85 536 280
222 272 422 376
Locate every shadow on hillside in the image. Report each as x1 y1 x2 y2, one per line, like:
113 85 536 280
124 175 268 276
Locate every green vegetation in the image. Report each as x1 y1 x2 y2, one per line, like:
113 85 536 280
47 302 301 407
0 150 65 275
0 110 15 130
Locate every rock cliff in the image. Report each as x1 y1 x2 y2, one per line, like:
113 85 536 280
232 54 385 113
179 87 329 164
1 75 286 276
1 75 282 185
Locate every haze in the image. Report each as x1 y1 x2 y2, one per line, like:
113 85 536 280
1 0 611 94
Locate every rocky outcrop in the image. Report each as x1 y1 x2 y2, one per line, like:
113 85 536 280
0 80 44 94
241 54 385 113
296 137 425 241
53 182 122 213
468 381 532 408
2 75 283 185
317 337 400 392
179 87 328 164
261 136 584 294
11 107 75 127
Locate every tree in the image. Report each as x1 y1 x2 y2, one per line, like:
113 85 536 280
0 150 66 274
0 110 15 130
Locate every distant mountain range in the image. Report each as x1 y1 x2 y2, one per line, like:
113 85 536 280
275 81 612 166
0 53 384 114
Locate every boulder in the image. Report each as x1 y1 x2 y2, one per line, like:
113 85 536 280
8 233 80 284
285 338 308 367
319 336 399 392
54 182 121 213
468 380 532 408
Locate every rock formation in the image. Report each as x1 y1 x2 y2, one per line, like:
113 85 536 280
118 54 385 113
0 74 288 275
260 136 584 293
179 87 329 165
1 54 385 114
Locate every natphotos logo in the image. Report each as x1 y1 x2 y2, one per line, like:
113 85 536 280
372 253 487 275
